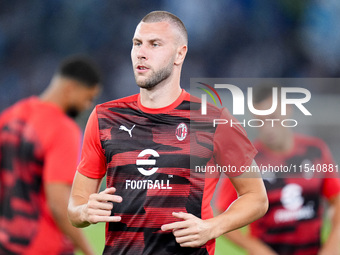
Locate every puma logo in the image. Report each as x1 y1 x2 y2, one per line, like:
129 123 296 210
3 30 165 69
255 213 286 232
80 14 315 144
119 124 136 137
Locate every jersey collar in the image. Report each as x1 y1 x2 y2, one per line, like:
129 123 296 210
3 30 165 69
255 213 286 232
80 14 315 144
137 89 188 114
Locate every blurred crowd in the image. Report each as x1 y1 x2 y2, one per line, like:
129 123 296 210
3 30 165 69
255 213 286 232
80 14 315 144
1 0 340 113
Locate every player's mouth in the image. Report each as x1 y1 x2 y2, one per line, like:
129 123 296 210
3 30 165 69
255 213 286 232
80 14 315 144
136 65 149 73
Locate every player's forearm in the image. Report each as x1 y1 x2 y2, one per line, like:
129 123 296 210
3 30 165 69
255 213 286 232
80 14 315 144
321 195 340 254
67 171 104 228
52 204 94 254
210 191 268 239
223 229 251 250
68 196 92 228
68 230 94 255
224 229 276 254
46 184 94 254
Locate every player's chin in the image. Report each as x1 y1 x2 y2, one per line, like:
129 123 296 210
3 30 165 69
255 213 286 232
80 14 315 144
134 77 146 87
136 81 157 90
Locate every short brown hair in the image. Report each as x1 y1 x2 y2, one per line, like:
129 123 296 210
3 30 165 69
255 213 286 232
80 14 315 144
141 11 188 45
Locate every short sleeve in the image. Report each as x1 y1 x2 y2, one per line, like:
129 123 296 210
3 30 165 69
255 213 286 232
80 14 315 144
77 107 107 179
319 140 340 199
213 108 257 177
322 178 340 200
215 178 238 212
43 119 81 184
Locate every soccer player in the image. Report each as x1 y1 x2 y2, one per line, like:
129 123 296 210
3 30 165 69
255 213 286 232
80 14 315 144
0 56 101 254
68 11 268 255
215 84 340 255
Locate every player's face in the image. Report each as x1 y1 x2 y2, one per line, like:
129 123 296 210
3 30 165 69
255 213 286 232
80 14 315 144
131 21 178 89
67 82 100 118
254 97 291 150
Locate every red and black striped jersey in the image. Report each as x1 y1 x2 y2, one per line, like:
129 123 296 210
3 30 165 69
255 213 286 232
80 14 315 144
216 134 340 255
78 90 257 255
0 97 80 254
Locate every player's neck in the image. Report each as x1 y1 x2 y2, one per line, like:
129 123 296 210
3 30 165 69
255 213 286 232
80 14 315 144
39 78 67 113
139 80 182 109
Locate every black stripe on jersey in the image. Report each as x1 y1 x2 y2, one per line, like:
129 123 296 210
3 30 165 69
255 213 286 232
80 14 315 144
175 100 192 110
9 236 31 246
186 193 203 218
2 178 42 220
190 123 217 137
193 139 213 152
0 144 43 169
102 140 183 160
143 230 208 255
108 107 142 117
266 225 296 234
0 124 44 165
111 193 146 214
2 194 39 219
286 146 322 168
263 178 286 191
108 107 191 125
0 244 20 255
269 241 320 254
143 113 190 126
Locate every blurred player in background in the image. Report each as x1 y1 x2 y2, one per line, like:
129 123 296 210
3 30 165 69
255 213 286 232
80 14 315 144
68 10 268 255
0 56 101 254
215 84 340 255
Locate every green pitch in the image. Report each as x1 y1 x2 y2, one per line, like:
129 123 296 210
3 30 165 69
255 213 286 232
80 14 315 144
76 219 330 254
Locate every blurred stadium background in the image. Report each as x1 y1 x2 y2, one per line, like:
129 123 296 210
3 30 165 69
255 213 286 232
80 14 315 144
1 0 339 254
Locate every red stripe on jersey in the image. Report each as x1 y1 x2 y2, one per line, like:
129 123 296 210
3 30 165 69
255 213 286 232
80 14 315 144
114 207 188 229
1 170 15 186
11 198 37 214
109 151 140 167
142 207 187 227
146 184 190 196
105 231 144 248
99 128 112 141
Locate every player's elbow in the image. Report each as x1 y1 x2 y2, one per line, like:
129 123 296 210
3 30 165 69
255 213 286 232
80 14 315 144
250 179 269 220
256 190 269 220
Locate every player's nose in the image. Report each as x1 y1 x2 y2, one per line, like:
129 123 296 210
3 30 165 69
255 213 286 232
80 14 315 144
136 45 147 60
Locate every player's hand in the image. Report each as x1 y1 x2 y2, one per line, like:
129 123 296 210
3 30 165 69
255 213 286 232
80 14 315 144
82 187 122 224
161 212 213 247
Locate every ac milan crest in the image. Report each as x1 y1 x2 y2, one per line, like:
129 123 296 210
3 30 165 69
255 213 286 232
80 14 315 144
176 123 188 141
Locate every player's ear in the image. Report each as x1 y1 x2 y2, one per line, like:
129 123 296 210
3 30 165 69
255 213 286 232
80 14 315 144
174 45 187 66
